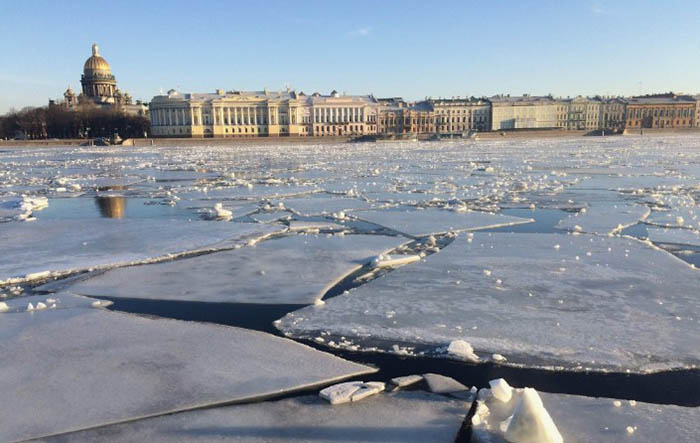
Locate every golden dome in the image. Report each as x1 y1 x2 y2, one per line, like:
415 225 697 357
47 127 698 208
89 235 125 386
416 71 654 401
83 44 111 74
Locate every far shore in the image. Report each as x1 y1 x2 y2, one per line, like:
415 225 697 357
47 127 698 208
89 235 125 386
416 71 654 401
2 128 700 148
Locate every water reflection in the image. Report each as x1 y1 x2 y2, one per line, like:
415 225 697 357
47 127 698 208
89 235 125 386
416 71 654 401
95 196 126 219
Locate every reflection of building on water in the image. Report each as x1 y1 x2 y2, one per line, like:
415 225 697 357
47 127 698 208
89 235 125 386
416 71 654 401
96 196 126 218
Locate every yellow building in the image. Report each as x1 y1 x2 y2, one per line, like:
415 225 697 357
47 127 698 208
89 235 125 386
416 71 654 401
149 89 378 138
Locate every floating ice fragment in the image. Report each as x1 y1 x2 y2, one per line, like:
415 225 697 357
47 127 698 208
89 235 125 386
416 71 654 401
504 388 563 443
390 374 424 388
423 373 469 394
319 381 365 405
446 339 480 362
489 378 513 403
0 302 8 312
27 302 34 311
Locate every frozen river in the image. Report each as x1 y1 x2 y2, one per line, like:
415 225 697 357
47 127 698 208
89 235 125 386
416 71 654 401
1 135 700 442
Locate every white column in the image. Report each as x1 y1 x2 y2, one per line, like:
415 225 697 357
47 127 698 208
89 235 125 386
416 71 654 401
190 108 194 125
220 108 224 126
168 109 172 126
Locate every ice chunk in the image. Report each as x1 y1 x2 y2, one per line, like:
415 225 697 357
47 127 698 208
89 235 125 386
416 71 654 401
0 302 8 312
446 339 480 362
45 391 469 443
354 207 533 236
63 234 407 304
0 306 374 441
473 385 700 443
278 233 700 372
391 374 424 388
504 388 563 443
319 381 364 405
489 378 513 403
423 373 469 394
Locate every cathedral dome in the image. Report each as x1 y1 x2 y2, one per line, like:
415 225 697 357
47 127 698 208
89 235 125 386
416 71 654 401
83 44 111 75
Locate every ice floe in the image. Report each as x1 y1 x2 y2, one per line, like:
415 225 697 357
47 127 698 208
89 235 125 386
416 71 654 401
354 207 533 237
62 234 408 304
556 203 650 235
647 227 700 247
278 233 700 372
0 300 374 441
40 391 469 443
0 219 283 284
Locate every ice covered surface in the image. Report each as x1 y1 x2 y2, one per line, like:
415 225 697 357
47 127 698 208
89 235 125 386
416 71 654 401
0 219 283 283
278 195 375 216
647 227 700 247
354 207 533 237
0 195 49 221
0 305 374 441
472 383 700 443
41 391 468 443
63 234 408 304
279 233 700 372
555 203 650 234
0 292 110 313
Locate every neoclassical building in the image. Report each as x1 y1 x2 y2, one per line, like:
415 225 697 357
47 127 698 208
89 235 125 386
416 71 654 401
50 43 147 116
149 88 378 138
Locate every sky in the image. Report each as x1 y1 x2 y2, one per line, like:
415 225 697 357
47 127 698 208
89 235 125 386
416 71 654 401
1 0 699 114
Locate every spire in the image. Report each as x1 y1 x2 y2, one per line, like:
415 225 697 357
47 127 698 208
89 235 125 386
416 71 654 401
92 43 99 56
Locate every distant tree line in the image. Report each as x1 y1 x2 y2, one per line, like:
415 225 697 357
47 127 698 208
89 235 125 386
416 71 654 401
0 105 150 140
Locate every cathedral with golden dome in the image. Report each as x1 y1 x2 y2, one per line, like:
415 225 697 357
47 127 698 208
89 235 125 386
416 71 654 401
51 43 147 116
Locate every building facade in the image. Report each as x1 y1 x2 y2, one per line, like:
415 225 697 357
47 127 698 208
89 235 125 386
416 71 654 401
427 98 491 134
149 89 378 138
600 98 627 132
625 94 696 129
490 95 559 130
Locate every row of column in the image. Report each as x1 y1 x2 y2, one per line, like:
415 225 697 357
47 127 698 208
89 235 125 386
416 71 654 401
151 108 199 126
313 107 365 124
211 106 273 126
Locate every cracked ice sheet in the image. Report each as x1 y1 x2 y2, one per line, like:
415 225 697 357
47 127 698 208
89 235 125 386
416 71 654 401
555 203 650 234
647 227 700 247
353 207 533 237
63 234 408 304
41 391 468 443
0 219 283 282
278 233 700 372
472 388 700 443
0 303 374 442
278 195 375 216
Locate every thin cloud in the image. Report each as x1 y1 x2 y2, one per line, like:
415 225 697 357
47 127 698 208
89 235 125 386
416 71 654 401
346 27 372 39
590 1 609 15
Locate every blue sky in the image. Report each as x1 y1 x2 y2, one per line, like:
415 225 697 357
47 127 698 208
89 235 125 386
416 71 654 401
1 0 699 113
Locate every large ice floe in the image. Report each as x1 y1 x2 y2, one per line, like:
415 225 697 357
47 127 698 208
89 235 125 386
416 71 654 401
555 203 650 235
353 207 533 237
57 234 408 304
278 232 700 372
0 219 283 284
0 293 374 442
40 391 468 443
472 379 700 443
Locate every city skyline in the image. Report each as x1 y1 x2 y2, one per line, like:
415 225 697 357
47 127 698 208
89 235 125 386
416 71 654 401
2 0 700 114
